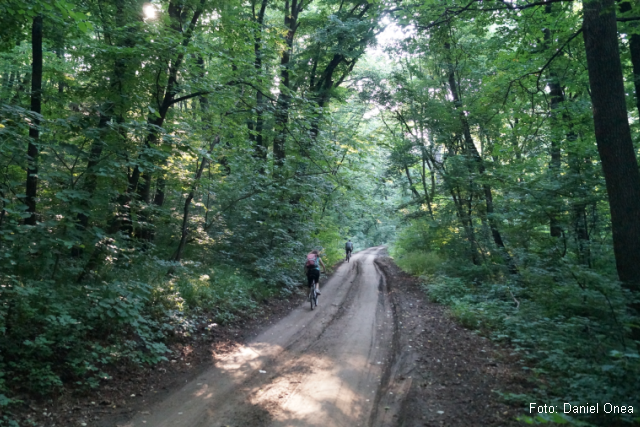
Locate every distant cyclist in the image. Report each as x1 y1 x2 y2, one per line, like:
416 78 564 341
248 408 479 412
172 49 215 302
305 250 326 295
345 239 353 261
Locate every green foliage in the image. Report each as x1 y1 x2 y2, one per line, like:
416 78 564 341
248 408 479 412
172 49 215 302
375 3 640 420
2 0 640 425
169 265 275 324
0 259 281 420
313 220 346 267
0 275 167 395
404 260 640 425
0 2 394 421
517 412 590 425
394 250 443 276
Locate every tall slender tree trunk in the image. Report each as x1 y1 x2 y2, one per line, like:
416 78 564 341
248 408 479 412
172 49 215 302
444 42 517 274
450 186 480 265
173 135 221 261
273 0 303 167
77 45 130 230
115 0 205 238
619 0 640 116
135 120 162 241
420 155 435 219
83 0 137 237
404 165 421 199
25 15 43 226
55 47 65 94
564 122 592 267
1 71 11 96
76 114 110 230
250 0 269 164
547 86 564 238
583 0 640 315
544 5 564 238
629 33 640 116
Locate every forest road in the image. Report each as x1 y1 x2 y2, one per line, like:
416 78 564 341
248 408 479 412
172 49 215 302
118 246 397 427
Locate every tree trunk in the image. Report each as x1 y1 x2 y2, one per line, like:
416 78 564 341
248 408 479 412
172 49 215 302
547 86 564 238
420 155 435 219
135 120 161 241
564 122 592 267
619 0 640 116
173 135 221 261
84 0 138 236
273 0 302 167
544 5 564 238
116 0 205 238
251 0 269 163
583 0 640 304
25 15 43 226
629 32 640 116
450 186 480 265
76 114 110 230
444 42 517 274
404 165 421 199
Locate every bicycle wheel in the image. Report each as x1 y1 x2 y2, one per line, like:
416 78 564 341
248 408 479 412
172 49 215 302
309 285 316 310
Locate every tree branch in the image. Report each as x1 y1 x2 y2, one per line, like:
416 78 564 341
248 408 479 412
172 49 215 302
416 0 574 30
170 91 211 105
534 27 583 91
618 16 640 22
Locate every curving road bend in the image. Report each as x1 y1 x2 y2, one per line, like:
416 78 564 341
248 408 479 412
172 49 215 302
119 246 396 427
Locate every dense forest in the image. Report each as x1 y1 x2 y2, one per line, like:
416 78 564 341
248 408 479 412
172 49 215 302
1 0 639 425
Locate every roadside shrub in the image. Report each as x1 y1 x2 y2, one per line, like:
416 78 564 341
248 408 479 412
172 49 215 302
0 276 169 397
420 270 640 425
426 276 467 304
170 266 275 323
0 257 284 417
395 251 442 276
449 299 482 329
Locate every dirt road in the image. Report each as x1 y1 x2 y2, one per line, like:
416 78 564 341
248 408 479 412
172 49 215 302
118 246 396 427
12 247 525 426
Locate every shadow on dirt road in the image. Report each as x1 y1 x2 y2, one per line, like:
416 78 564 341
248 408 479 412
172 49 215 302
108 247 396 427
98 247 526 427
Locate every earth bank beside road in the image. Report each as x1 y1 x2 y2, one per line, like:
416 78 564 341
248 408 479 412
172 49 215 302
373 255 527 427
16 249 528 427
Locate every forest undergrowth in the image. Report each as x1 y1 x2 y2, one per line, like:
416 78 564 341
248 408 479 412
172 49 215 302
392 230 640 426
0 259 271 422
0 223 365 427
4 0 640 425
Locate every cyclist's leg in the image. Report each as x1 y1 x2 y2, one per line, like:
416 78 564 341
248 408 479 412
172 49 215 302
311 269 320 295
307 271 314 293
308 278 315 308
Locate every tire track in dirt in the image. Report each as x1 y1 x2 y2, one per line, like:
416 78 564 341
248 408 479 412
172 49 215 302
113 246 396 427
372 256 527 427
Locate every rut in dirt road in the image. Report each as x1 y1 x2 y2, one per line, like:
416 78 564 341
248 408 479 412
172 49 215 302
117 247 399 427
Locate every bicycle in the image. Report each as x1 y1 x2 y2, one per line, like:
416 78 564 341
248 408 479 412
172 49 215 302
346 250 351 263
308 281 318 310
307 271 324 310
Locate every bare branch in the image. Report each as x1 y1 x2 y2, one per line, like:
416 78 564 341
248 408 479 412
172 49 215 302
170 91 210 105
618 16 640 22
416 0 574 30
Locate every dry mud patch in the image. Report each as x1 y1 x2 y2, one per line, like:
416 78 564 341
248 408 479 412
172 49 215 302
374 256 529 427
